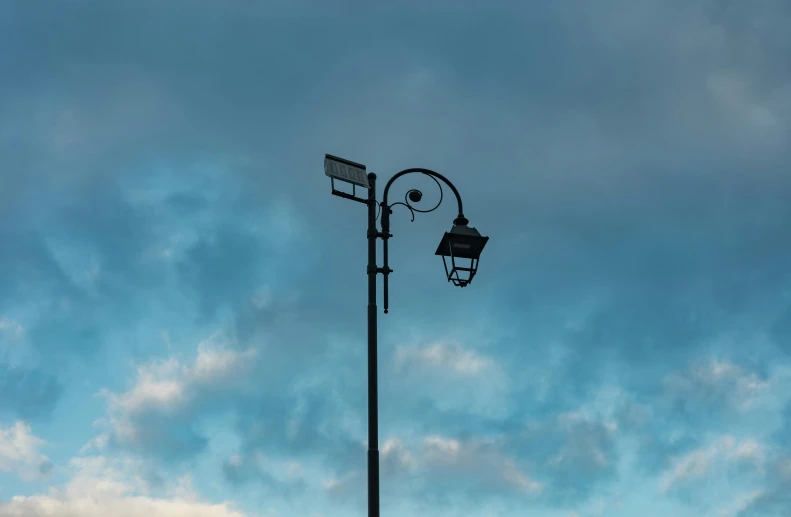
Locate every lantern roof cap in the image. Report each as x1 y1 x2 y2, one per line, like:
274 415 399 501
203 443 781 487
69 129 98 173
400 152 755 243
434 222 489 260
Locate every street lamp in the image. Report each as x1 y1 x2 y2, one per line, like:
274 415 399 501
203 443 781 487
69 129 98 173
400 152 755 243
435 221 489 287
325 154 489 517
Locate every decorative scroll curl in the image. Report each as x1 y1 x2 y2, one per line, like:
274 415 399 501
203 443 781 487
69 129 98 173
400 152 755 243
386 173 444 222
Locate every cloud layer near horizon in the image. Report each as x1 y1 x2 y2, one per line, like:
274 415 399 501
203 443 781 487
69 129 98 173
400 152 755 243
2 1 791 516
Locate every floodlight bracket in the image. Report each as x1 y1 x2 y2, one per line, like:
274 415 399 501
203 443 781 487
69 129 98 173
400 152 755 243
330 177 369 205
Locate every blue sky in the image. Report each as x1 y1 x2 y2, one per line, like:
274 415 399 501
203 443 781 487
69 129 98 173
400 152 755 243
1 0 791 516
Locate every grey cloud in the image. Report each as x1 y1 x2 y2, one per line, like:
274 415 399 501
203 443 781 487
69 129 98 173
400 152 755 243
735 403 791 515
634 433 702 475
0 230 74 313
4 0 790 350
737 455 791 517
101 337 364 477
38 458 53 477
2 0 791 512
326 434 536 511
228 390 364 473
662 360 773 424
327 414 614 510
0 180 161 417
177 225 271 320
414 437 541 505
501 414 618 505
776 402 791 444
221 454 306 499
0 366 62 419
108 414 210 463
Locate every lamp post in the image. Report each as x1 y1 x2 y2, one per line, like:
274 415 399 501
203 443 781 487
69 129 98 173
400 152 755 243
324 154 489 517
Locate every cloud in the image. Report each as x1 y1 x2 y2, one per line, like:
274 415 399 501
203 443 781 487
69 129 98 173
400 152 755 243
733 403 791 515
46 73 180 162
0 421 51 481
718 490 765 517
2 0 791 514
395 340 494 375
321 438 413 505
663 358 772 414
388 339 512 421
707 70 786 138
659 435 767 495
0 102 310 416
327 408 617 508
615 357 791 488
419 434 543 498
98 334 258 460
650 356 791 448
507 412 618 504
0 319 25 342
325 433 540 509
221 452 306 496
736 455 791 517
0 454 246 517
95 327 362 475
0 367 62 419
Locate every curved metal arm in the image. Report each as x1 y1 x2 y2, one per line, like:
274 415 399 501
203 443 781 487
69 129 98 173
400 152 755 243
381 168 467 232
378 168 468 314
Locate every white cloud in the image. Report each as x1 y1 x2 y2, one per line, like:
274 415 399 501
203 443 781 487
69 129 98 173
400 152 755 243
422 435 462 460
420 434 543 495
323 437 414 501
0 318 25 341
0 421 51 480
392 339 512 418
121 335 254 412
325 433 542 504
323 470 359 501
659 435 767 494
98 332 258 450
716 489 764 517
0 454 247 517
659 446 712 493
191 344 257 385
734 453 791 517
380 438 413 472
394 340 495 375
108 357 186 415
663 358 772 412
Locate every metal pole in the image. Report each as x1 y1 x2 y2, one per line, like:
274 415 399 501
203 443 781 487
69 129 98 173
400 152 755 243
366 172 380 517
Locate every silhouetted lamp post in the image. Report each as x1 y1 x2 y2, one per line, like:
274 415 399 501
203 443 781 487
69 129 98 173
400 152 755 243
324 154 489 517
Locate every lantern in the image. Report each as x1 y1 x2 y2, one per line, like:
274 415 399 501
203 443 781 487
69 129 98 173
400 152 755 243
434 220 489 287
